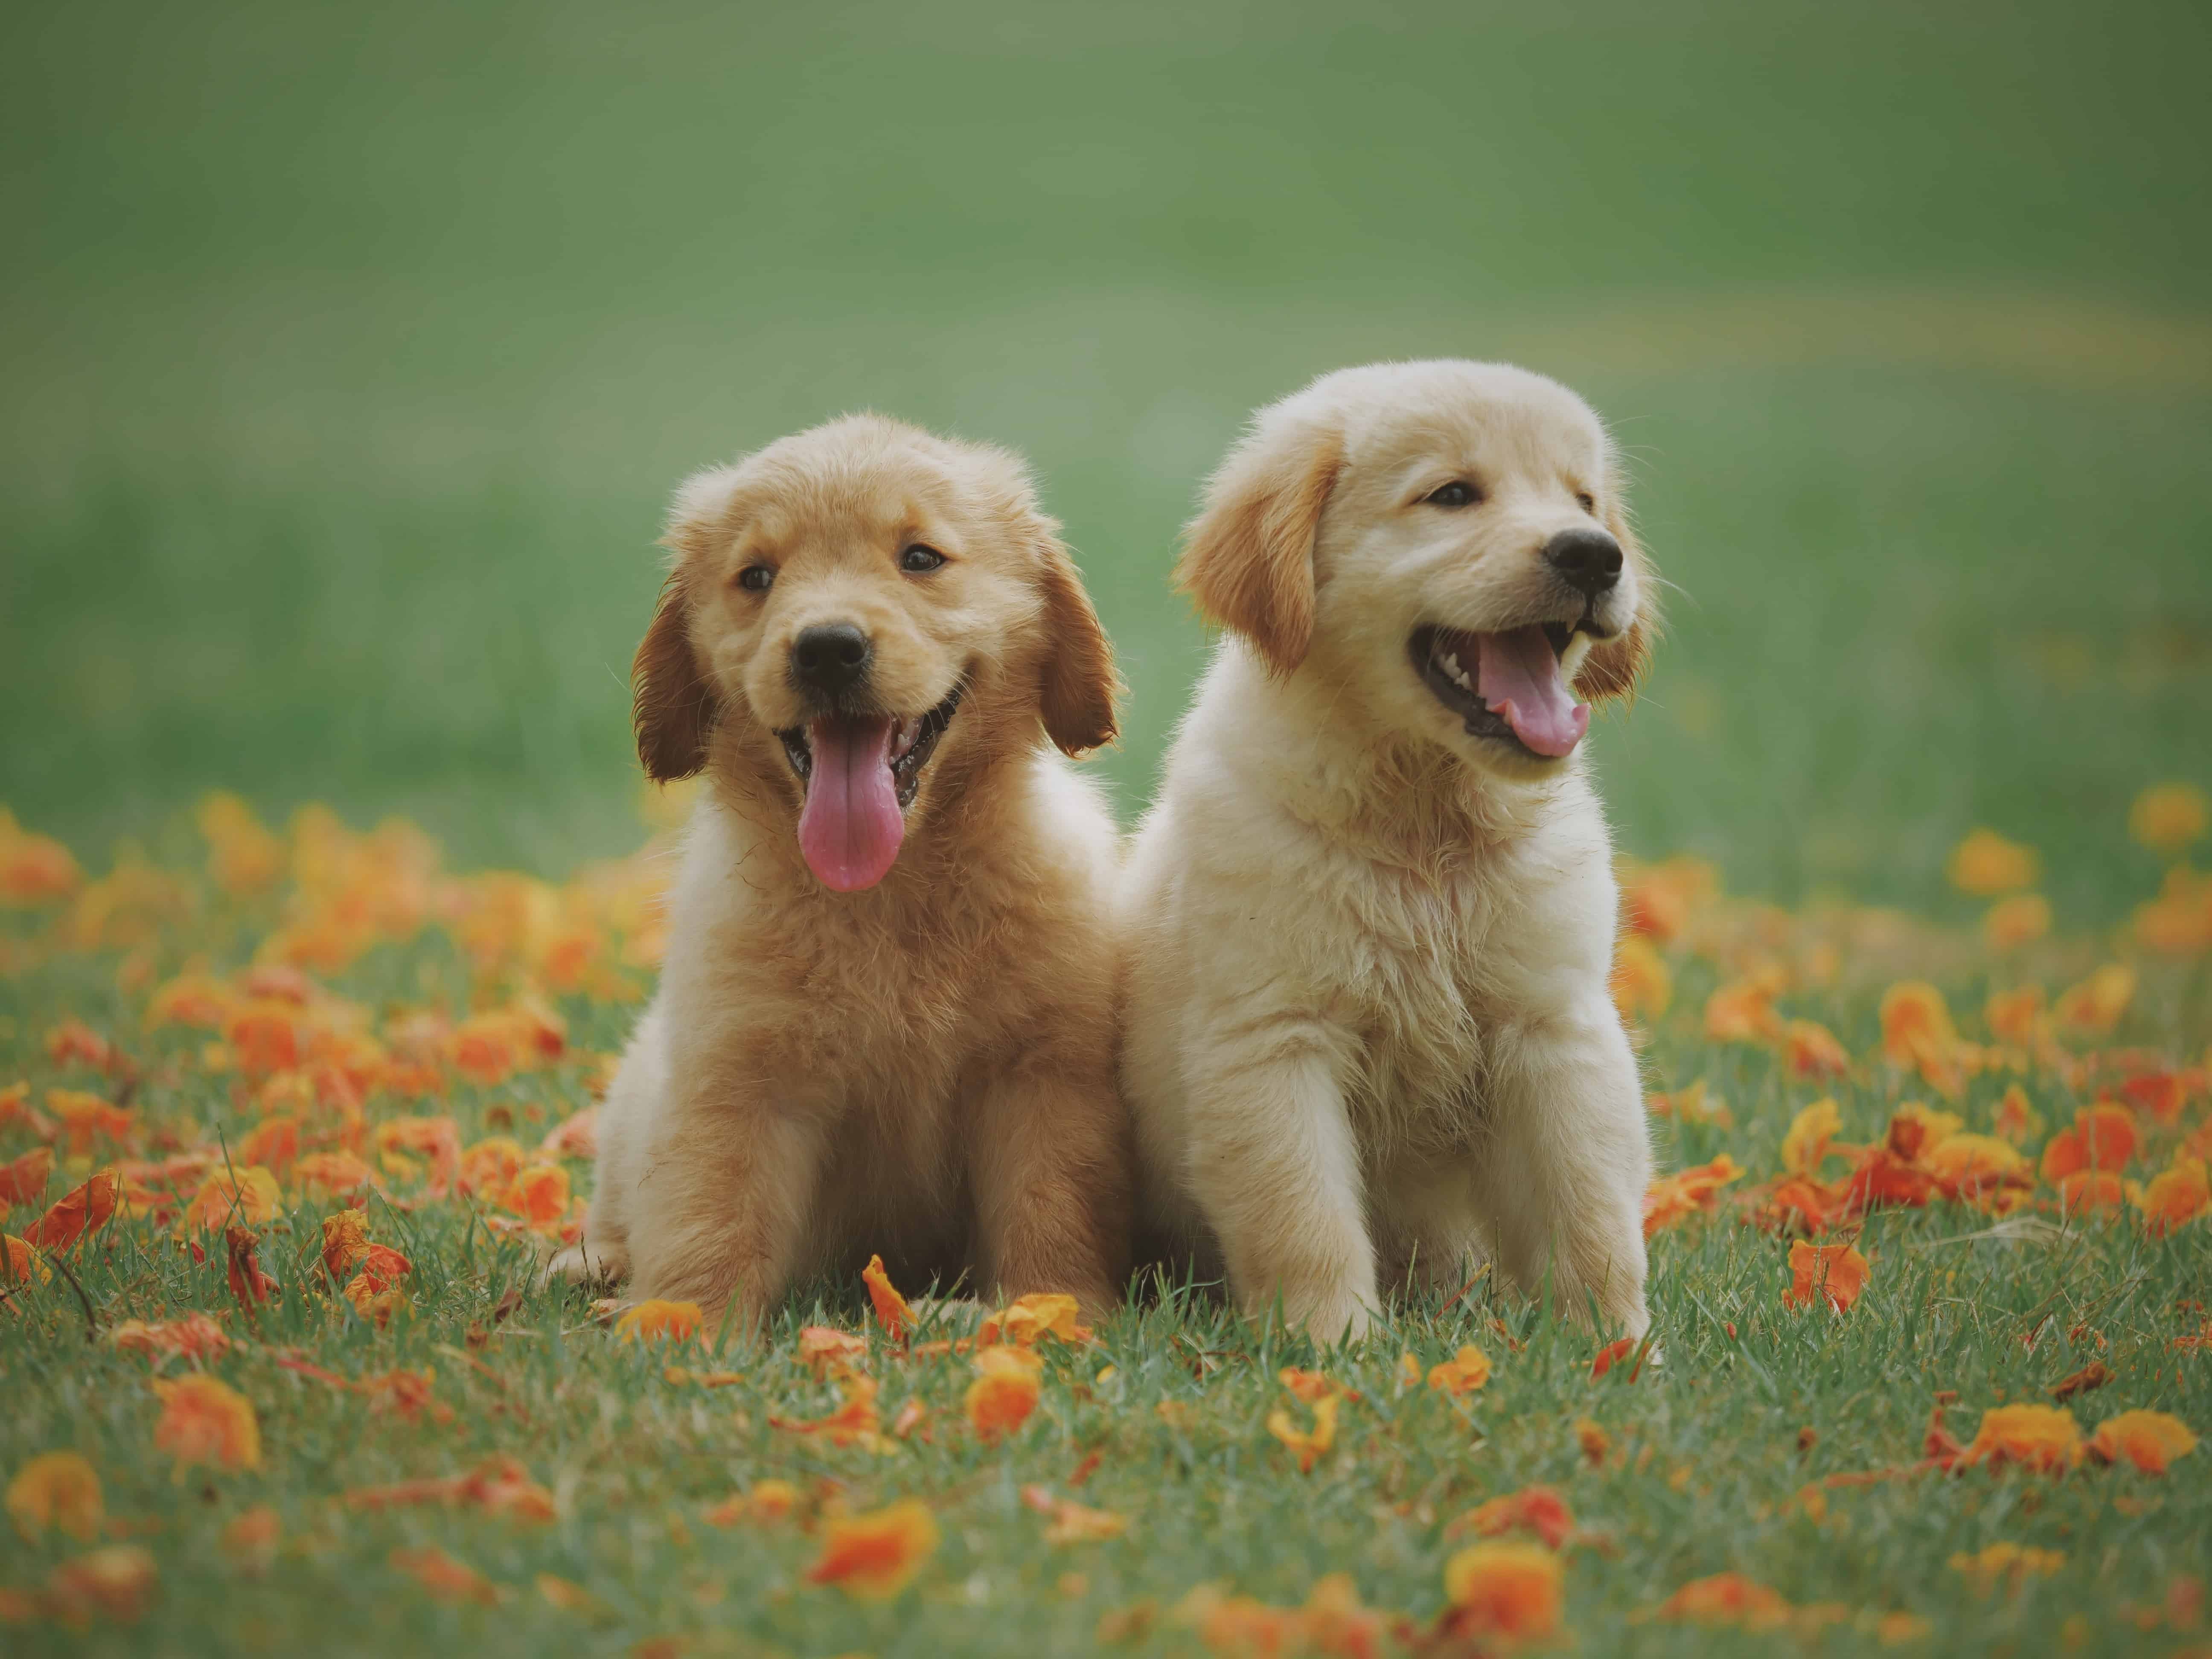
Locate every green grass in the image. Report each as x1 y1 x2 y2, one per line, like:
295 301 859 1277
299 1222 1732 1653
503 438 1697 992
2 870 2209 1656
3 0 2212 1651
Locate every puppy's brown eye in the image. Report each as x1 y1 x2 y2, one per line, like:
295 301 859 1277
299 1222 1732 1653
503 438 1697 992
1424 481 1481 508
899 544 946 573
736 565 775 593
1575 491 1597 514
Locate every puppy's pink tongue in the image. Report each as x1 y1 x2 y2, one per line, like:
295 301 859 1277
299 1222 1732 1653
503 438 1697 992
1476 625 1589 758
797 715 904 891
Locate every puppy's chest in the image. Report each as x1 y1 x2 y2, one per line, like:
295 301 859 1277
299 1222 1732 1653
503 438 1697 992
741 881 1093 1097
757 911 993 1057
1308 864 1522 1128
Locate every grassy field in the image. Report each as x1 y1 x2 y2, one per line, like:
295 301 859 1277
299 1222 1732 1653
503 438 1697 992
3 0 2211 1652
1 800 2208 1656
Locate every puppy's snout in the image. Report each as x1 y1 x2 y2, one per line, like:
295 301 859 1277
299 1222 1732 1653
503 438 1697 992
790 622 873 696
1543 527 1624 598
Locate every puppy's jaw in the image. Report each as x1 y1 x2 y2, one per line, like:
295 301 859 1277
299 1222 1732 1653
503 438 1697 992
773 680 966 814
1404 612 1618 778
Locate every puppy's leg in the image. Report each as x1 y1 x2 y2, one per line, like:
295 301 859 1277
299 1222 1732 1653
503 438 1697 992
624 1089 825 1337
1469 1002 1651 1338
547 1003 669 1288
547 1114 633 1288
971 1048 1130 1322
1186 1020 1375 1342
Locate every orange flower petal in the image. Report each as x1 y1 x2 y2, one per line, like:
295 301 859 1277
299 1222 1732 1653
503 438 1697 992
1642 1153 1744 1236
772 1376 885 1449
614 1299 703 1344
174 1166 281 1237
2130 783 2210 854
1946 829 2039 896
2052 964 2137 1037
798 1324 869 1377
110 1314 230 1367
499 1163 570 1228
151 1374 260 1472
804 1499 940 1600
1278 1367 1340 1404
1610 935 1671 1022
965 1345 1044 1441
1959 1403 2083 1473
1452 1485 1574 1551
2086 1410 2197 1474
1441 1540 1563 1640
24 1172 121 1251
1426 1345 1493 1397
220 1505 281 1569
0 1147 55 1208
703 1479 802 1527
1782 1240 1870 1313
1266 1391 1339 1473
978 1292 1091 1347
1590 1338 1638 1380
2136 1158 2211 1236
1782 1099 1844 1177
862 1253 914 1341
1783 1020 1851 1079
1982 894 2052 951
1650 1571 1795 1627
6 1451 103 1541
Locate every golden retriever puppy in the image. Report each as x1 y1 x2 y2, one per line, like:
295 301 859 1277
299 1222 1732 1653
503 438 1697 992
551 414 1130 1328
1121 360 1657 1342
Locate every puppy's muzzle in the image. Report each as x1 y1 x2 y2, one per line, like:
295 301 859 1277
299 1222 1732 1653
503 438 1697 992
790 622 873 699
1543 528 1623 599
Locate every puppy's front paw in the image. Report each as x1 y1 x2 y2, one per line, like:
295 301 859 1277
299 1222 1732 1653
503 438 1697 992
544 1239 629 1289
1279 1287 1374 1347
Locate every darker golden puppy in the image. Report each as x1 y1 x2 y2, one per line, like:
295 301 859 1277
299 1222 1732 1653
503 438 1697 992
553 414 1130 1328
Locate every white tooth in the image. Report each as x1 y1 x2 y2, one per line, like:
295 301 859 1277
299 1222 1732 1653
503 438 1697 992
1559 632 1593 681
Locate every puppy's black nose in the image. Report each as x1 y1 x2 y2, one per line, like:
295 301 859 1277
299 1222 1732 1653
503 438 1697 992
790 623 872 695
1543 527 1624 597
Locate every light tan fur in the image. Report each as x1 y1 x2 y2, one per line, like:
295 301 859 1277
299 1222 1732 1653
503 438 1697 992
553 414 1130 1329
1122 360 1658 1342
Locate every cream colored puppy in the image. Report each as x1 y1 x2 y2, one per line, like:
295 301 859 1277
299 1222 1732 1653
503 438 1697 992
1122 360 1657 1342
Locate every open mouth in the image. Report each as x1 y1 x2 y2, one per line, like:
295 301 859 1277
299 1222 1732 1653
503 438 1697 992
1408 620 1600 761
774 686 963 891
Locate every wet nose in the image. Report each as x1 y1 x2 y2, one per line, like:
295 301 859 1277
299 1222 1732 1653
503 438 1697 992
1543 527 1624 597
789 622 872 695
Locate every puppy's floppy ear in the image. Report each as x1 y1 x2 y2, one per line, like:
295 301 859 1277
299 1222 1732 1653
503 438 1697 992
634 463 745 781
1033 526 1121 757
1175 412 1343 676
1574 495 1658 704
632 568 719 781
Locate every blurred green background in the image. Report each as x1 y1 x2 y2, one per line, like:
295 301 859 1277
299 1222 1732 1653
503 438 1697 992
3 0 2207 920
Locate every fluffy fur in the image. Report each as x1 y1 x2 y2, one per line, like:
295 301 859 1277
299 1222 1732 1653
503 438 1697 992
552 414 1131 1327
1121 360 1658 1341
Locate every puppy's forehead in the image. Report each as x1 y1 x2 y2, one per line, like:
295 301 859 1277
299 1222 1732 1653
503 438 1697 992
1319 361 1609 477
673 416 1035 557
729 449 965 545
